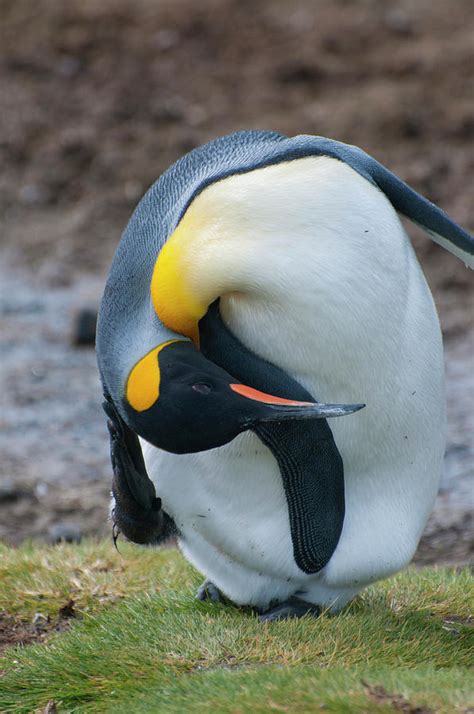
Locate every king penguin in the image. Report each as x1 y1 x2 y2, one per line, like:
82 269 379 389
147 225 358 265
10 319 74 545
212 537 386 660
97 131 473 621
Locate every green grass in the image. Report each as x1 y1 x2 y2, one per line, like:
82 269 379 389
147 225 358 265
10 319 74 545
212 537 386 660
0 541 472 713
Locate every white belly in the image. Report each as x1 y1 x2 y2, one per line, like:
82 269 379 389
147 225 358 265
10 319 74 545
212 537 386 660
143 158 445 609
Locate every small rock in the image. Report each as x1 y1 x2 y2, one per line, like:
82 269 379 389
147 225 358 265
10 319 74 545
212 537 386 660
72 307 97 346
48 523 82 544
0 479 29 502
35 482 49 499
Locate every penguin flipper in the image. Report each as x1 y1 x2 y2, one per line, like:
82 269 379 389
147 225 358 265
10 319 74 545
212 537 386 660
302 135 474 267
103 398 177 545
199 302 345 575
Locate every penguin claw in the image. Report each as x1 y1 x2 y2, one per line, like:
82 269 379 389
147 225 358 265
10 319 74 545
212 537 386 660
259 597 320 622
195 580 222 603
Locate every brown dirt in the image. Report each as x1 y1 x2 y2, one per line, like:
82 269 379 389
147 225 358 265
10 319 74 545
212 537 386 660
0 0 473 561
0 607 74 653
362 681 433 713
0 613 45 650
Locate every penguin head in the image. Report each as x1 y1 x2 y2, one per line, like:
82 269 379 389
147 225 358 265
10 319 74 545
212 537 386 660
96 131 375 456
122 340 361 454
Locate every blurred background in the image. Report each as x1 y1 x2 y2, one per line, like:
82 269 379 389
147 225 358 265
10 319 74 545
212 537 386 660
0 0 472 562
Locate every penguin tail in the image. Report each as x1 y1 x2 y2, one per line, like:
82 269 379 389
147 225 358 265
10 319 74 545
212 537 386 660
371 157 474 269
308 138 474 268
359 144 473 268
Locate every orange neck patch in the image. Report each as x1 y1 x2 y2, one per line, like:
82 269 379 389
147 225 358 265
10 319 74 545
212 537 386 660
150 195 222 346
126 340 180 412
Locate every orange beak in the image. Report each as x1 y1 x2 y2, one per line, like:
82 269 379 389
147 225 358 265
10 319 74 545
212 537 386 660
230 383 315 407
230 383 365 421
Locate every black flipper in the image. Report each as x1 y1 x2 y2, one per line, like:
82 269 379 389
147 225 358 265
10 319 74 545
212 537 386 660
199 301 346 575
103 397 177 545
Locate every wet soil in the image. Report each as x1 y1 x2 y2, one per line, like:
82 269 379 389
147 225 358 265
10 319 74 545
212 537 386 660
0 0 473 563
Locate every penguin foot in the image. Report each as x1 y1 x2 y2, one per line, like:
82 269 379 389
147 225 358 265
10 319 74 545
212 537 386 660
259 597 321 622
195 580 223 603
103 398 176 546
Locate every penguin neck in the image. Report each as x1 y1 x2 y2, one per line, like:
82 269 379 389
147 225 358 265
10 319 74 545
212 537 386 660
151 155 409 393
150 157 345 346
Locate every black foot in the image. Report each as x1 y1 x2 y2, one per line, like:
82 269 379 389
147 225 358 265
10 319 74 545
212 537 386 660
195 580 223 603
103 397 175 545
259 597 321 622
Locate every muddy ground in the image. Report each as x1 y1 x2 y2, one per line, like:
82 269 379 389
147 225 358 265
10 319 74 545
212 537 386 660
0 0 473 564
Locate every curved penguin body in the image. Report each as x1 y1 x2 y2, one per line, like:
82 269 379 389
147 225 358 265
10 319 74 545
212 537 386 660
140 156 445 609
97 130 472 613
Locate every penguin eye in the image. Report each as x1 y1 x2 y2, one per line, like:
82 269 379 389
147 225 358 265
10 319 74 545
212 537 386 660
192 383 212 394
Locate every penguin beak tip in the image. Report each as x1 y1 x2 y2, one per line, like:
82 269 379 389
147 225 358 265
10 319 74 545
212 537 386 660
260 401 365 422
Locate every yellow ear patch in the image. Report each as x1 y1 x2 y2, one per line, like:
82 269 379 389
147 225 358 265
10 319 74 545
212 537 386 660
126 340 179 412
